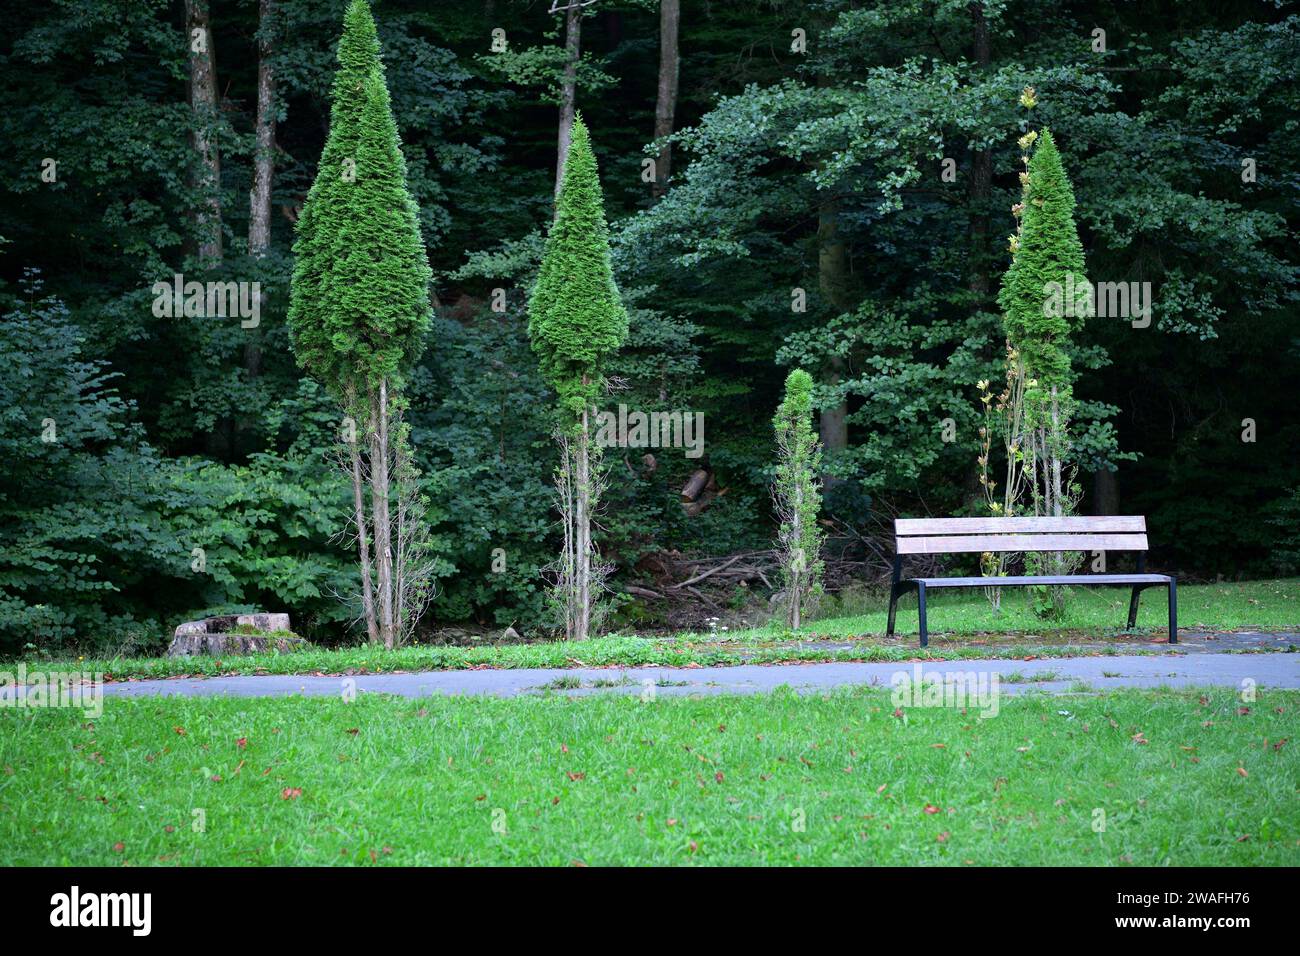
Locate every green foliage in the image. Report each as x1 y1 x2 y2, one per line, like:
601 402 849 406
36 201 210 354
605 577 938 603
289 0 432 402
528 115 629 420
772 369 824 627
998 129 1088 402
0 283 355 655
406 309 554 626
0 0 1298 642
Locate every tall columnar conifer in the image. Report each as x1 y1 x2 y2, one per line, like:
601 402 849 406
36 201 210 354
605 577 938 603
529 114 629 420
528 114 628 640
997 128 1088 404
288 0 429 399
287 0 432 648
995 126 1089 616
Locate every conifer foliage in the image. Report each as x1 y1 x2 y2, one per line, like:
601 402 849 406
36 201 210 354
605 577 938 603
998 127 1088 398
529 114 629 419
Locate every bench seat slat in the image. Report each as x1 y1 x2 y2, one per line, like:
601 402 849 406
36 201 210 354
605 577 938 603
896 516 1145 535
897 533 1148 555
907 574 1170 588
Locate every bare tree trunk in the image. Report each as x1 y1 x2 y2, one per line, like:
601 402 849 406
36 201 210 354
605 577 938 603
789 483 804 629
1049 386 1064 517
554 3 583 205
370 380 395 649
962 1 994 513
967 2 992 302
245 0 275 394
575 401 592 640
652 0 680 198
558 437 578 639
1093 466 1119 515
249 0 275 258
186 0 222 264
817 198 849 482
349 433 380 645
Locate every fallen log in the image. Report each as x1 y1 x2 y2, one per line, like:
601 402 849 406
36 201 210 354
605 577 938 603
680 468 709 502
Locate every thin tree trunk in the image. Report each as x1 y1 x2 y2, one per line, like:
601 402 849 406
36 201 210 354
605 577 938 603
963 2 994 513
248 0 275 257
789 483 804 629
560 438 578 639
652 0 680 198
554 3 582 205
245 0 275 394
817 198 849 481
371 381 395 649
966 0 992 301
1093 466 1119 515
186 0 222 264
349 433 380 645
575 401 591 640
1050 386 1064 517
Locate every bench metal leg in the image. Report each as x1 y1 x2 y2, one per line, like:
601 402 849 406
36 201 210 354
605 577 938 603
1168 578 1177 644
917 583 928 648
886 555 902 638
1126 585 1142 630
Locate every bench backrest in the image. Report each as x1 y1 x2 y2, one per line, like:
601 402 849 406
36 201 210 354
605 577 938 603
894 516 1148 555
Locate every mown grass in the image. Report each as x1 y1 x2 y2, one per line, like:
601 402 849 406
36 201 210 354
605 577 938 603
1 687 1295 866
18 579 1298 680
700 577 1300 643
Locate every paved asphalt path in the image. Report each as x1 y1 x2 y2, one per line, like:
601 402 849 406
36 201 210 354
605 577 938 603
90 651 1300 700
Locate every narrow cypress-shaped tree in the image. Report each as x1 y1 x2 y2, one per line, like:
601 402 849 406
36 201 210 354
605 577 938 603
528 114 628 640
772 368 824 629
288 0 433 648
996 126 1090 616
288 0 381 392
998 127 1087 397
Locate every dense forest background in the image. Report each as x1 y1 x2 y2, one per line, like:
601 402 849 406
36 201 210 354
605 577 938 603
2 0 1298 652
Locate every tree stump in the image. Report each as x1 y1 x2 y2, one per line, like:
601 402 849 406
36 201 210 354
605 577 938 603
167 613 306 657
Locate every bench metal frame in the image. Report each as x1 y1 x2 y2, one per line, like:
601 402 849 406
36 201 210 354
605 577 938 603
885 516 1176 647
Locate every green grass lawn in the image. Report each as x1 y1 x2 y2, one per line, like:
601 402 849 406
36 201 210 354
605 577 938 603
22 578 1297 680
2 687 1296 865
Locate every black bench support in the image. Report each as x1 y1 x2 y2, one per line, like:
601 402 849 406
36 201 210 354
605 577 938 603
886 553 1177 648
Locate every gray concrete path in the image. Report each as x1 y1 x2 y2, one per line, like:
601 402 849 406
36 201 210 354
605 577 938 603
89 652 1300 700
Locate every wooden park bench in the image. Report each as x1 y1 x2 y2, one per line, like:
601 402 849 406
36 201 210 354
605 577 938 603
886 516 1176 647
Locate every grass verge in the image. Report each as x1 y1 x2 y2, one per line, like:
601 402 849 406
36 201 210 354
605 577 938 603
1 687 1295 865
19 637 1182 682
